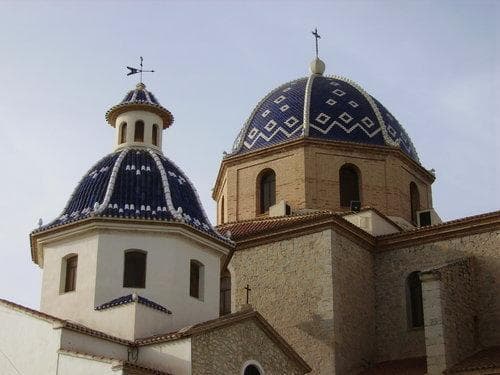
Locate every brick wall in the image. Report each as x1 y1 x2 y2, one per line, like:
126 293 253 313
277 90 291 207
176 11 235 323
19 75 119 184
215 142 432 225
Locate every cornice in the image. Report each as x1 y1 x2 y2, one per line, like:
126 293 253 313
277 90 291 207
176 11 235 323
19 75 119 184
31 216 233 265
376 210 500 251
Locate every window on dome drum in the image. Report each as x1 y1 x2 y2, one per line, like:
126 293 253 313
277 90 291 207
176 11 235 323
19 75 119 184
220 270 231 315
410 182 420 224
339 164 360 208
259 169 276 214
152 124 159 146
220 196 225 224
123 250 147 288
244 364 262 375
63 255 78 293
134 120 144 142
190 260 204 299
407 271 424 328
119 122 127 144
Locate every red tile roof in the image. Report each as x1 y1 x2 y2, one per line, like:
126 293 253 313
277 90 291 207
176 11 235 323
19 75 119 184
217 210 340 241
58 349 172 375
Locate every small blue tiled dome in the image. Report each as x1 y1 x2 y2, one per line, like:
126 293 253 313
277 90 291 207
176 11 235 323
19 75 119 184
231 74 419 162
106 83 174 127
34 148 227 242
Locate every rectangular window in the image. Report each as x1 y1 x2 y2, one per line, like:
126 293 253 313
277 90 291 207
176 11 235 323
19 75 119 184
190 261 200 298
220 275 231 315
123 251 147 288
64 256 78 292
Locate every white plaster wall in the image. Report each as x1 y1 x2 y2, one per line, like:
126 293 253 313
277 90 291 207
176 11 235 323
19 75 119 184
134 303 174 339
139 339 192 375
115 110 163 151
95 229 221 332
60 328 128 361
57 353 120 375
0 305 61 374
40 233 99 325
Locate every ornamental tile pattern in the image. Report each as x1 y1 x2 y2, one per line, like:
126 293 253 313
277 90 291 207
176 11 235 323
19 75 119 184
231 75 419 162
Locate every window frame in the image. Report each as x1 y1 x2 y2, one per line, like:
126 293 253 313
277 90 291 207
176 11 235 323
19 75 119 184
134 120 145 142
257 169 276 214
123 250 147 289
410 182 420 225
339 163 361 208
152 123 159 146
189 259 205 300
220 270 231 315
119 122 127 144
61 254 78 293
406 271 424 329
241 360 265 375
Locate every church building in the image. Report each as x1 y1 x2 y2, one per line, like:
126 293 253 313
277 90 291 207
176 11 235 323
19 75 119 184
0 50 499 375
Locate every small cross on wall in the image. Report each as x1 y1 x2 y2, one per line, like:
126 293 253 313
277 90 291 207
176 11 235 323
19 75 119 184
244 284 252 304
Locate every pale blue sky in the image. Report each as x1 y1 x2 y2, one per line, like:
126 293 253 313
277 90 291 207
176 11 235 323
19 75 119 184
0 0 498 308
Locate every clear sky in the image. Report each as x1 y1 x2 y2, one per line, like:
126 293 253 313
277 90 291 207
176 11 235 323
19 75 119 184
0 0 498 308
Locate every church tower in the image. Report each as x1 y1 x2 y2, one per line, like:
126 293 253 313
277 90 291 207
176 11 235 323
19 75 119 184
30 81 232 340
214 57 436 227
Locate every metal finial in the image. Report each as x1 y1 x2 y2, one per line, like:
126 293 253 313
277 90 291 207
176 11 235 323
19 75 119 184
312 28 321 58
126 56 155 84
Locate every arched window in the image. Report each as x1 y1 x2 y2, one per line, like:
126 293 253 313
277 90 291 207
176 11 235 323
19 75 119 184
63 254 78 292
244 365 261 375
241 361 264 375
134 120 144 142
190 260 204 299
410 182 420 224
123 250 147 288
407 271 424 328
220 196 225 224
152 124 159 146
119 122 127 144
339 164 360 208
220 270 231 315
259 169 276 214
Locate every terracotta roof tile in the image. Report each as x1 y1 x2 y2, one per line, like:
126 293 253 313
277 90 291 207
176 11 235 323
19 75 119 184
217 210 340 240
58 349 172 375
445 346 500 374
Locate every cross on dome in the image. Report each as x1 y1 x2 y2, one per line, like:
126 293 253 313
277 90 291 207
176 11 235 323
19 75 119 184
310 28 326 75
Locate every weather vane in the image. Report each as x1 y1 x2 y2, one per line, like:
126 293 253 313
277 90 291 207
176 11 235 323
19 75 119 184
126 56 154 84
312 28 321 58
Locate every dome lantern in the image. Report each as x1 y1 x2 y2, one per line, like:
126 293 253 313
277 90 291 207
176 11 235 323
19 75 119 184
106 83 174 152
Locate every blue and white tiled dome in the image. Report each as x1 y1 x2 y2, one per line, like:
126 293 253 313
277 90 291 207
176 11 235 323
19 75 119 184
231 70 419 162
34 148 226 242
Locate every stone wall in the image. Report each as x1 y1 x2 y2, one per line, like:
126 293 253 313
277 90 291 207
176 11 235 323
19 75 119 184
191 319 305 375
229 229 335 374
331 230 376 374
374 230 500 362
421 258 477 375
